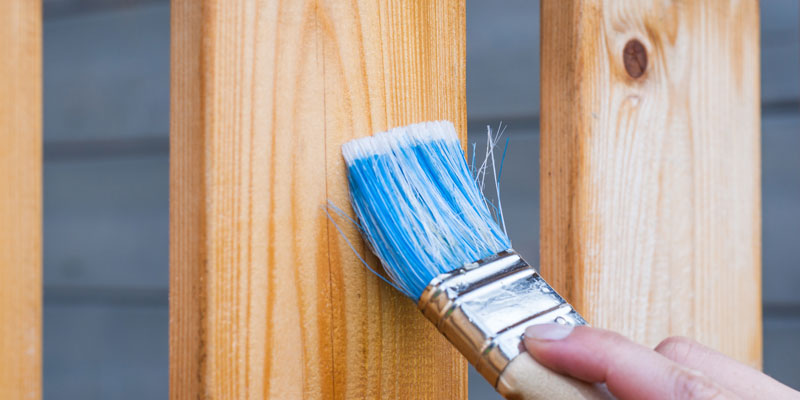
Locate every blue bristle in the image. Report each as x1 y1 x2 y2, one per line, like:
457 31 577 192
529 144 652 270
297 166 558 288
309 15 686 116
342 121 511 300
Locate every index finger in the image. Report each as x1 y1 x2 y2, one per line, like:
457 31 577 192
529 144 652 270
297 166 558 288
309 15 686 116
523 324 738 400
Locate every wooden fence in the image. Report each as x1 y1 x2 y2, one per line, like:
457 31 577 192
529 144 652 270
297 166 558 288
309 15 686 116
0 0 761 398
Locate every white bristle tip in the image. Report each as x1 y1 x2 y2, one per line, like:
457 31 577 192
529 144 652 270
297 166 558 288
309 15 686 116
341 120 458 165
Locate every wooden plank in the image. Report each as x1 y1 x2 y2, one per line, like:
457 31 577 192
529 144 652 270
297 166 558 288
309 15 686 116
44 304 168 399
170 1 466 398
44 4 169 142
540 0 762 366
761 116 800 305
170 0 331 398
466 0 540 120
0 1 42 399
45 156 168 290
320 1 467 399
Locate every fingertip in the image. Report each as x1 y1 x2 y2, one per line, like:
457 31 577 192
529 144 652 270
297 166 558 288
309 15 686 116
524 323 575 342
524 325 664 389
522 323 578 369
521 325 569 381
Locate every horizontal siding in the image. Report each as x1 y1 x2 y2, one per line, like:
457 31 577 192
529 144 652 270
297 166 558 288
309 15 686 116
44 4 169 142
762 115 800 305
466 0 539 119
43 304 168 400
764 317 800 391
44 155 168 289
760 0 800 106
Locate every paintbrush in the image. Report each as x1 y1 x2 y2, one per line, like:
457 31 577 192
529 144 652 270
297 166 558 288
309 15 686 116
340 121 611 400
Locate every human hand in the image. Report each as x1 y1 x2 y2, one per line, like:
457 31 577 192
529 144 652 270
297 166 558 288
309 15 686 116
523 324 800 399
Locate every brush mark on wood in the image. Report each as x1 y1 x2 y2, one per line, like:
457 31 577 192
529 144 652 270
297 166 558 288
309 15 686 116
541 0 761 367
170 1 467 398
0 1 42 399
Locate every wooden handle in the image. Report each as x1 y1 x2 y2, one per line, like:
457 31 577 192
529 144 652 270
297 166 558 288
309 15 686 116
495 353 613 400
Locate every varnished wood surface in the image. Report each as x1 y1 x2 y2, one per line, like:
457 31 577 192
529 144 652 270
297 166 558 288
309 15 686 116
0 1 42 399
170 1 466 398
170 1 331 398
321 1 467 399
540 0 762 367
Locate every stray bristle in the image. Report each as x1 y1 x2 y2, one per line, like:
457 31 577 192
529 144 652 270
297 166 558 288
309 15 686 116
342 121 511 300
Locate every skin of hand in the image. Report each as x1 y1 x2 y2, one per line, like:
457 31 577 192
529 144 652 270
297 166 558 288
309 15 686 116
523 324 800 400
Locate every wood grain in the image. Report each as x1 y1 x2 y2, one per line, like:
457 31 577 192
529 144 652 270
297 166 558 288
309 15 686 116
170 1 331 398
170 1 466 398
540 0 762 366
320 1 467 399
0 1 42 399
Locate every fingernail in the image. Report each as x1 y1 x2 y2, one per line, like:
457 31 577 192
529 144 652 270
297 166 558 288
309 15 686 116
524 323 574 341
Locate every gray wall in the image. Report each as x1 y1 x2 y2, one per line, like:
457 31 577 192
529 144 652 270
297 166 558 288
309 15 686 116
42 1 798 399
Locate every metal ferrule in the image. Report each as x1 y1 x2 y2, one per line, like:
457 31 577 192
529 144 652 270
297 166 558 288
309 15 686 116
417 249 586 387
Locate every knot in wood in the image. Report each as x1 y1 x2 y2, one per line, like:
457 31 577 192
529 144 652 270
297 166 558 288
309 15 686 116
623 39 647 78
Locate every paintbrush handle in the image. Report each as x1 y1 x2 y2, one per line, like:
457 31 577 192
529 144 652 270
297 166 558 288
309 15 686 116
496 352 614 400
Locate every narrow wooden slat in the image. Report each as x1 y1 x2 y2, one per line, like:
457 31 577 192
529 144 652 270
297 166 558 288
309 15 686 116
170 1 467 398
170 1 331 398
320 1 467 399
540 0 762 366
0 1 42 399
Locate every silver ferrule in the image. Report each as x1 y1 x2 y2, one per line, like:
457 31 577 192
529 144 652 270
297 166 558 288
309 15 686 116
417 249 586 387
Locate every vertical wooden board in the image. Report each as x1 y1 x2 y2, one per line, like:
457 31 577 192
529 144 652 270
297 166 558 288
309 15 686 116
320 1 467 398
172 1 468 398
257 2 333 398
0 1 42 399
540 0 761 366
169 2 205 398
170 1 332 399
